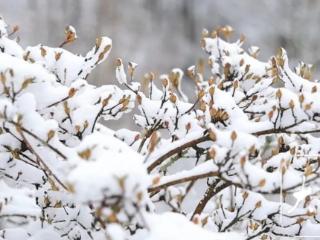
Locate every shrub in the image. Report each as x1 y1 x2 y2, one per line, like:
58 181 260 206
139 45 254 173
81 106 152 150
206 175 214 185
0 19 319 240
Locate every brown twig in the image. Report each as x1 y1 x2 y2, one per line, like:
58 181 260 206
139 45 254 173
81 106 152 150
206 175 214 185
147 134 209 173
148 170 219 193
9 120 67 160
19 130 69 191
191 181 231 219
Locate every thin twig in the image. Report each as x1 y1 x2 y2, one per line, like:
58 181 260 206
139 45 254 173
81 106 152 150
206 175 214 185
148 171 219 193
19 130 69 191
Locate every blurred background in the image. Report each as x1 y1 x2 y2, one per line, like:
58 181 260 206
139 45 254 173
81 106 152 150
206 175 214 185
1 0 320 86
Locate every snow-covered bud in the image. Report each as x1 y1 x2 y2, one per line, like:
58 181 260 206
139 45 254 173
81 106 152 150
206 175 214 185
115 58 127 84
248 46 260 58
60 25 77 47
169 68 183 89
187 65 196 80
128 61 138 80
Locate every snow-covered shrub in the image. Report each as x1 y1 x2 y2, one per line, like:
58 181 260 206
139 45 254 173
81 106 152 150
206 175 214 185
0 18 320 240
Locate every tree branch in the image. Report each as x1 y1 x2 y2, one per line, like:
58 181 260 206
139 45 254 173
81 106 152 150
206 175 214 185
147 134 210 173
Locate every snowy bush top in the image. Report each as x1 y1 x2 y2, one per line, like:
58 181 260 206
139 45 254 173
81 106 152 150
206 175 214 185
0 18 320 240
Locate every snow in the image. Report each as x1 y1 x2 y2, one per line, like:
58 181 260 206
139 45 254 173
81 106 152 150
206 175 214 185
68 133 150 204
136 213 243 240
